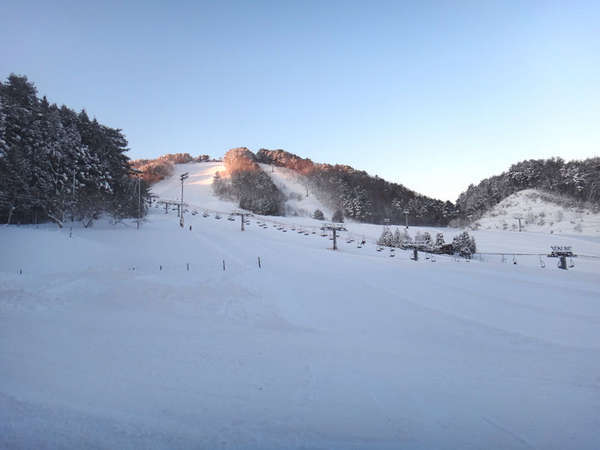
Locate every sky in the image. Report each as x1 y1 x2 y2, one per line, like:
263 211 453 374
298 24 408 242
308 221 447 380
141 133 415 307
1 0 599 201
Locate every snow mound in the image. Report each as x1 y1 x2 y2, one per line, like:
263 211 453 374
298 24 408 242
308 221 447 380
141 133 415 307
474 189 600 236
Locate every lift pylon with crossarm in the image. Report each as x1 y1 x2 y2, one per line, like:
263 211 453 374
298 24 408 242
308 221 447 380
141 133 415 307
321 223 347 250
232 211 252 231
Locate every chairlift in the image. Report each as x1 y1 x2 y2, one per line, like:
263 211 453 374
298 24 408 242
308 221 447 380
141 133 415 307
569 257 575 268
215 214 221 219
539 256 546 268
202 212 209 218
227 215 235 221
512 255 517 265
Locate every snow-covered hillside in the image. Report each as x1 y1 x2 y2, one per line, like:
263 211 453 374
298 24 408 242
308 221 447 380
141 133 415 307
475 189 600 236
258 163 333 218
151 161 238 212
2 199 600 448
151 161 332 219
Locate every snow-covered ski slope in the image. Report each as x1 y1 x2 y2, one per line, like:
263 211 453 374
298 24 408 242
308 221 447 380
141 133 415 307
1 199 600 449
152 161 332 219
258 163 333 218
476 188 600 236
151 161 238 212
149 162 600 260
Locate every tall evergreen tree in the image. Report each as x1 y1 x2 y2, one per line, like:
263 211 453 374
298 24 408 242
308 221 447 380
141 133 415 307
0 74 148 225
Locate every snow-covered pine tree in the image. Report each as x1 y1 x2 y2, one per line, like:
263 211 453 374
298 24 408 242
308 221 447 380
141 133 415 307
392 228 402 247
452 231 477 257
421 231 432 249
0 74 149 225
377 228 394 247
434 232 445 248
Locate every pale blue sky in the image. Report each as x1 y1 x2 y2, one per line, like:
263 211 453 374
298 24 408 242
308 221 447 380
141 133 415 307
1 1 598 200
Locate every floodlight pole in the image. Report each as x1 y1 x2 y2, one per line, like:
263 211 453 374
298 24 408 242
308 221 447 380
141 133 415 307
179 172 189 224
137 175 141 229
130 168 143 229
71 169 76 222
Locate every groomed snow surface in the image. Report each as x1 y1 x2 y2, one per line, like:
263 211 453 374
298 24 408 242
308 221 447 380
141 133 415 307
2 163 600 449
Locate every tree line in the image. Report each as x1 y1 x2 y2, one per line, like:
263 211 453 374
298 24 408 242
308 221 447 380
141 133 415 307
0 74 149 226
377 228 476 257
255 149 458 225
455 157 600 224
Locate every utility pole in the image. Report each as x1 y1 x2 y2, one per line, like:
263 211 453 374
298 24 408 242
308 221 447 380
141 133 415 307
71 168 76 222
322 223 346 250
403 209 410 230
130 168 143 229
138 176 142 229
179 172 189 226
